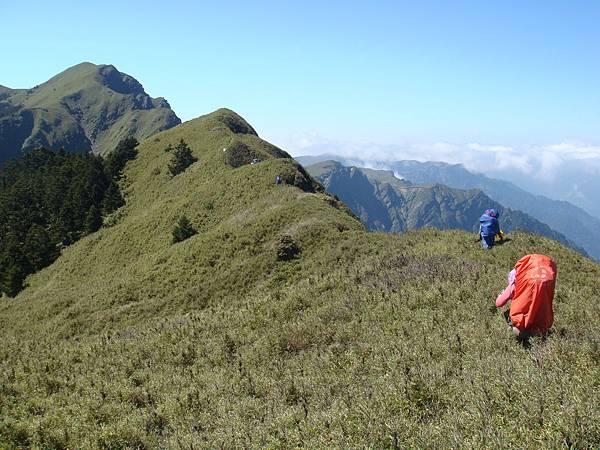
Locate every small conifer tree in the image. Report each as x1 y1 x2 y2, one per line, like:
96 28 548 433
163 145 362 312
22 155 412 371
84 205 103 233
168 140 197 176
172 215 197 243
0 234 30 297
104 137 139 179
102 181 125 214
1 264 27 298
23 224 58 270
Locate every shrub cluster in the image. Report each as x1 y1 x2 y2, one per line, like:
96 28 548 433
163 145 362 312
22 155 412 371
275 234 301 261
224 141 260 168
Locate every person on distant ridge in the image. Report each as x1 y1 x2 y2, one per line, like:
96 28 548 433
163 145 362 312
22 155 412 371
479 208 502 249
496 254 557 340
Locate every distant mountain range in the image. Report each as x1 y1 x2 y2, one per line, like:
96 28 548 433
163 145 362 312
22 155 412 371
0 62 180 163
306 160 582 254
489 158 600 220
298 154 600 261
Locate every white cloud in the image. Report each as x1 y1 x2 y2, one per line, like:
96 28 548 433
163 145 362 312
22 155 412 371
466 143 514 154
281 131 600 181
536 151 562 180
543 142 600 159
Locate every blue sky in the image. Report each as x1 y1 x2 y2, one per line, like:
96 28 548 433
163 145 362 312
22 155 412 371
2 0 600 152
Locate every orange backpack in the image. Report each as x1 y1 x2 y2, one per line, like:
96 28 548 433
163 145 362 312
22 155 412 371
509 254 557 333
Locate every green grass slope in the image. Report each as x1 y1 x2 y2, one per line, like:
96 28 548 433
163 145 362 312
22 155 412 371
1 110 599 448
0 62 180 163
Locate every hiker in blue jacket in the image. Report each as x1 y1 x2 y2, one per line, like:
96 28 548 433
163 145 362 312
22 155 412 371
479 208 502 249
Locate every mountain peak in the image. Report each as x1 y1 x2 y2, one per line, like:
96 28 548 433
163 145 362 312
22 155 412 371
0 63 181 162
41 61 102 87
210 108 259 136
96 64 145 95
39 62 147 97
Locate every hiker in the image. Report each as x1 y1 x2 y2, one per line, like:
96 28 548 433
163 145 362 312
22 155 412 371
479 208 502 249
495 254 557 339
275 175 282 185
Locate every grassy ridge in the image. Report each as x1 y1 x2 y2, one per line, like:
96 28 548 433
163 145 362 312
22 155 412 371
1 110 599 448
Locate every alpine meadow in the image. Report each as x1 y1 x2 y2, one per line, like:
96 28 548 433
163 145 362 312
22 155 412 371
1 108 599 448
3 2 600 448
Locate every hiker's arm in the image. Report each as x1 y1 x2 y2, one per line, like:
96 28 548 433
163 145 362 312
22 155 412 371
496 283 514 307
493 219 500 236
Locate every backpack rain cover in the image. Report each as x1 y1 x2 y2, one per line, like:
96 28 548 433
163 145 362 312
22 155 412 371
510 254 557 333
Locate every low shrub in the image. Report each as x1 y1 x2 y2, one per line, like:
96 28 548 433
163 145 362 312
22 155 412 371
224 142 260 168
275 234 301 261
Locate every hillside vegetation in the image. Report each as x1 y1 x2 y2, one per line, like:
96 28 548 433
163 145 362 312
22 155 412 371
0 62 180 163
1 110 599 448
